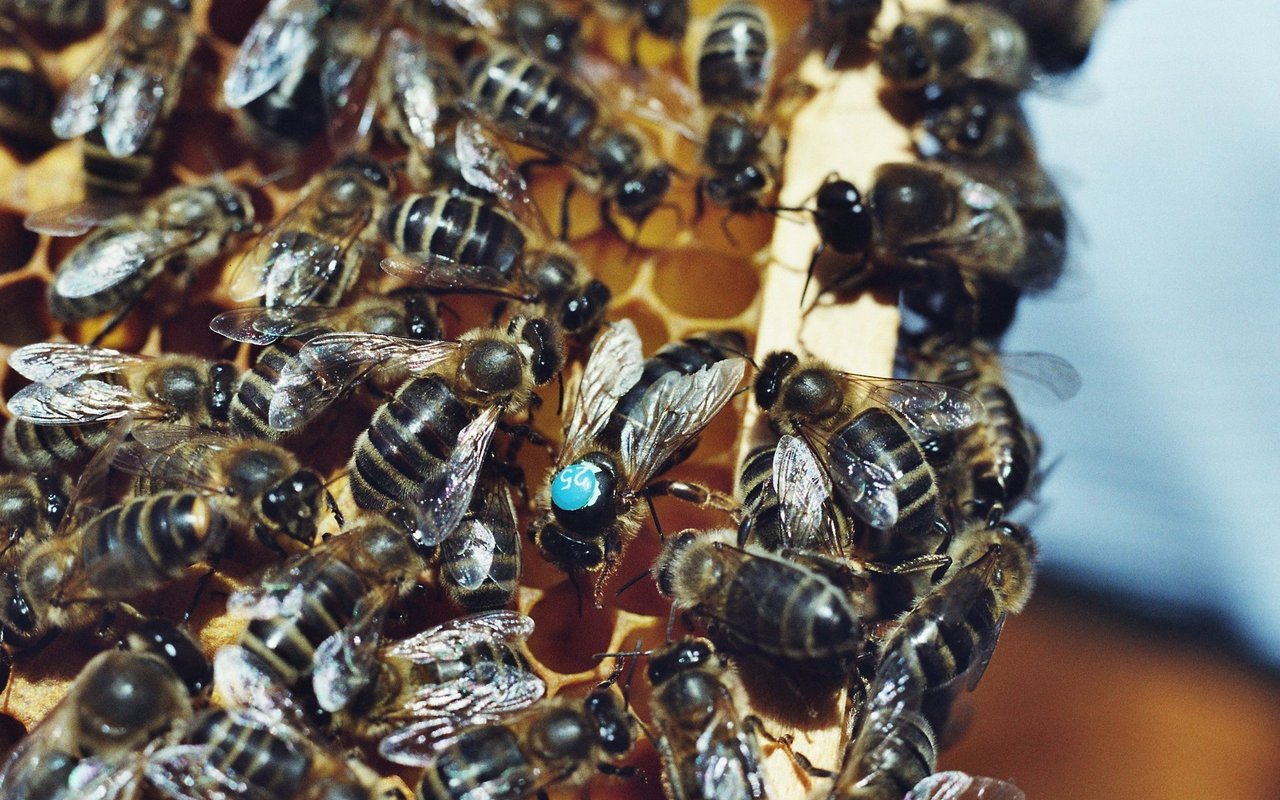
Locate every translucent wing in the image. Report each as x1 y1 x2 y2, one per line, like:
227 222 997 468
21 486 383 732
433 0 501 30
841 650 936 792
619 358 746 489
25 198 142 236
381 253 517 293
223 0 323 109
841 373 982 436
413 405 500 548
560 320 644 465
441 518 495 591
908 772 1027 800
1000 351 1082 405
823 433 900 530
50 228 193 299
318 10 384 151
208 306 338 345
8 343 146 384
380 29 455 152
772 434 831 550
7 381 152 425
312 587 390 713
268 334 458 430
111 426 230 492
99 46 184 157
574 53 702 142
50 40 119 139
454 119 549 240
211 646 315 733
64 754 146 800
224 529 372 619
147 741 277 800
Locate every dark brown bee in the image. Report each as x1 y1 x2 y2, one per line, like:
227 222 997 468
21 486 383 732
909 338 1079 520
595 0 689 63
223 0 385 150
646 637 770 800
210 291 444 440
654 527 869 668
401 0 582 67
227 155 394 310
0 471 71 556
443 469 523 612
0 620 204 792
415 686 634 800
879 5 1033 100
974 0 1105 72
50 0 195 195
0 26 56 148
735 435 855 554
4 344 239 470
531 320 745 601
25 180 254 343
754 350 979 563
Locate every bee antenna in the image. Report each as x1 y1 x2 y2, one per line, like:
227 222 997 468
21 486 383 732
555 371 565 417
253 165 295 190
613 568 650 598
199 144 227 182
718 212 740 249
568 570 584 618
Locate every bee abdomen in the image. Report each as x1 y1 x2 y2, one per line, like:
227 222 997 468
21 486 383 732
723 558 860 661
837 409 941 552
463 51 598 154
230 330 326 439
419 726 528 800
697 1 771 106
82 127 160 197
186 710 310 797
383 193 525 278
240 559 366 686
3 418 111 470
77 493 228 592
350 376 471 512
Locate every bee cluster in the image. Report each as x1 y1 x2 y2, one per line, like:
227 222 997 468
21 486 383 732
0 1 1103 799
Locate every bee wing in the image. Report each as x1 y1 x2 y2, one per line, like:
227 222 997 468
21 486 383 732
24 198 143 236
379 29 455 153
211 646 316 733
8 343 147 384
268 334 458 431
440 517 495 591
574 53 702 143
98 39 186 157
50 227 194 300
412 405 500 548
454 119 550 241
318 10 386 151
49 37 120 139
845 651 936 781
619 358 746 489
7 380 153 425
1000 351 1082 405
431 0 502 30
560 320 645 464
312 586 390 713
907 772 1027 800
381 253 516 293
822 431 899 530
772 434 831 550
147 741 277 800
226 185 368 307
841 373 983 436
223 0 323 109
61 753 147 800
57 415 133 535
208 306 337 345
225 545 351 620
111 426 228 492
387 610 536 662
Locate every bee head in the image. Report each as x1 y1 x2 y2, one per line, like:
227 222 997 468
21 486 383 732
125 619 211 696
617 164 672 223
390 289 444 341
646 638 713 687
815 178 872 258
753 351 798 412
510 0 581 64
548 453 621 538
0 566 39 639
643 0 689 40
586 688 633 757
77 651 190 751
513 316 566 386
261 469 323 545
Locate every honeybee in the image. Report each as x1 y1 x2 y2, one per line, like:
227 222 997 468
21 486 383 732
381 122 612 337
879 5 1033 100
316 610 546 766
414 686 635 800
908 771 1027 800
0 0 105 36
112 424 326 548
211 290 443 439
909 338 1079 520
374 29 470 186
972 0 1104 73
49 0 194 195
531 319 746 601
645 637 770 800
754 350 980 562
24 180 255 343
459 45 676 231
147 708 407 800
654 528 869 667
0 620 202 797
736 434 853 554
227 154 394 310
4 344 239 470
0 471 71 555
594 0 688 63
223 0 386 150
401 0 582 67
443 469 523 611
0 25 56 149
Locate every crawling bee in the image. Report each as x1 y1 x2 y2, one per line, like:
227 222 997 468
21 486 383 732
4 344 239 470
227 155 394 310
879 5 1033 100
25 179 255 343
50 0 195 195
531 319 745 602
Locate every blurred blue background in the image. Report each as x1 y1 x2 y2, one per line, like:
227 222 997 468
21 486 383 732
1009 0 1280 665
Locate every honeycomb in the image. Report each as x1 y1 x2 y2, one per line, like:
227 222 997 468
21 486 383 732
0 1 962 799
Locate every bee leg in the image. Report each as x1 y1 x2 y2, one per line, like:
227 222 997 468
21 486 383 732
252 522 285 555
559 181 577 241
325 490 345 528
182 555 223 624
597 762 637 778
801 241 826 308
0 647 9 694
517 156 558 185
718 210 740 249
87 296 143 346
745 715 836 778
627 25 643 68
693 179 707 223
644 480 737 512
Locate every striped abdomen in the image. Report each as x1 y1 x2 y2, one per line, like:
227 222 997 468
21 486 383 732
720 556 861 662
965 381 1038 514
76 493 229 593
833 408 943 557
0 67 55 146
47 228 164 321
240 558 366 687
349 376 471 513
3 418 112 470
382 192 525 278
444 478 521 611
184 710 311 797
230 326 331 439
737 444 787 550
418 726 530 800
697 1 771 107
262 229 360 308
463 49 598 157
83 126 162 197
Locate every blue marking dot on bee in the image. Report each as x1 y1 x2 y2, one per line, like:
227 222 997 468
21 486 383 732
551 461 603 512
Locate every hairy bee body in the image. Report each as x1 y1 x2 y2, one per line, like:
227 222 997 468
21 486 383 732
382 191 527 279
